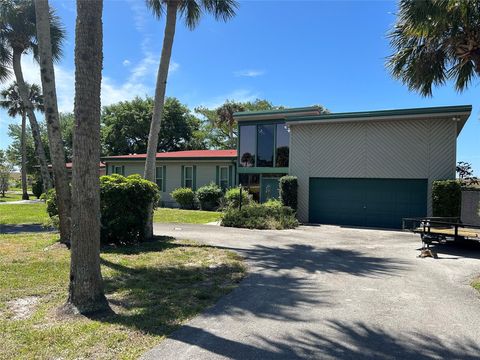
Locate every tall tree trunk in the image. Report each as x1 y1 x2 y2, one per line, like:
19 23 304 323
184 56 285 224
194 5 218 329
35 0 71 245
12 50 52 192
67 0 109 314
20 112 29 200
143 0 178 239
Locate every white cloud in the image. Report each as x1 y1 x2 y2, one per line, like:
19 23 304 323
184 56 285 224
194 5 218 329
234 69 265 78
125 0 149 33
169 61 180 74
122 59 131 66
195 89 260 110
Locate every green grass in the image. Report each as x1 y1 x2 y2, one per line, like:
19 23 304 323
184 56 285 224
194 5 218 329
0 203 49 225
0 233 245 360
473 277 480 292
154 208 222 224
0 192 35 203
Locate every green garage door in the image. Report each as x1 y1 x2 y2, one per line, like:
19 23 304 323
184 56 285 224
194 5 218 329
309 178 427 229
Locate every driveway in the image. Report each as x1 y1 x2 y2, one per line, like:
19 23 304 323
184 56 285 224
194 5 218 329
143 224 480 359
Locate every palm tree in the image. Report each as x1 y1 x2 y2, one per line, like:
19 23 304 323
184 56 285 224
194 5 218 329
67 0 110 314
0 82 43 200
34 0 71 245
143 0 238 238
387 0 480 96
0 0 65 191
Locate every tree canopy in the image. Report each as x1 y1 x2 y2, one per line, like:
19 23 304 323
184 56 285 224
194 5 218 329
388 0 480 96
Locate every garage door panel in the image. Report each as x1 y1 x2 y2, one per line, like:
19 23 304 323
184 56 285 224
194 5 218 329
309 178 427 228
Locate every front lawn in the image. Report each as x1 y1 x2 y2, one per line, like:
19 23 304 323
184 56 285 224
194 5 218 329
0 192 33 203
0 203 49 225
0 233 245 359
154 207 222 224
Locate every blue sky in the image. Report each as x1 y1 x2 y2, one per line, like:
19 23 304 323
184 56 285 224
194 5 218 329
0 0 478 172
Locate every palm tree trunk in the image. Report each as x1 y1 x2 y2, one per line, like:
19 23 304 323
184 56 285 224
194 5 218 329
67 0 109 314
35 0 71 245
144 0 178 239
12 49 52 192
21 112 29 200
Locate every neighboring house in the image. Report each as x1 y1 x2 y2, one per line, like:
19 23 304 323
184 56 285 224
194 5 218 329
43 162 106 179
103 150 237 207
234 104 472 228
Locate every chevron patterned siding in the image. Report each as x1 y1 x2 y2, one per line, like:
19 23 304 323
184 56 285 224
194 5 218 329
290 118 457 222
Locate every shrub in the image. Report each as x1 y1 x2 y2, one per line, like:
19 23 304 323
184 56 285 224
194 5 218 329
221 203 299 230
432 180 462 217
42 188 58 218
196 183 223 211
32 177 43 198
279 176 298 211
224 186 252 209
171 187 196 209
264 198 283 208
100 174 160 245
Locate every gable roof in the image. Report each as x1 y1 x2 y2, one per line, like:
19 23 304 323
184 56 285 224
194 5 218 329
103 149 237 161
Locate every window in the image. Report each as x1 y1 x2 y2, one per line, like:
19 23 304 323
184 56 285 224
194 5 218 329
238 173 260 202
239 125 256 167
155 166 164 191
113 165 123 175
184 166 193 189
220 166 229 189
276 124 290 167
257 124 274 167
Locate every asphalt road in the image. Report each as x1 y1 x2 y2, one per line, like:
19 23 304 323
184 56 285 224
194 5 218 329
142 223 480 360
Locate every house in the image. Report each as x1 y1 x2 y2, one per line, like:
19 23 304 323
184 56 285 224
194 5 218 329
102 150 237 207
234 104 471 228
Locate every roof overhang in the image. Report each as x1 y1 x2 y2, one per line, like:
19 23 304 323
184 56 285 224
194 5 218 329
285 105 472 136
233 106 322 122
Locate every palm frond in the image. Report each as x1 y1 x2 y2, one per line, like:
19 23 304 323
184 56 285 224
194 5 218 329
201 0 237 22
179 0 201 30
145 0 165 19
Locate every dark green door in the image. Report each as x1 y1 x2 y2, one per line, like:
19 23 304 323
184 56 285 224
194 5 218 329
309 178 427 229
260 177 280 202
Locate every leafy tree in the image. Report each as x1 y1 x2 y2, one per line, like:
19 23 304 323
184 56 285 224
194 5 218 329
388 0 480 96
143 0 238 238
101 97 204 156
0 82 43 200
0 149 12 197
67 0 110 314
35 0 71 244
457 161 478 185
0 0 65 190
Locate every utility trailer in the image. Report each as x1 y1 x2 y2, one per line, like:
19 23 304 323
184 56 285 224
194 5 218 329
403 217 480 255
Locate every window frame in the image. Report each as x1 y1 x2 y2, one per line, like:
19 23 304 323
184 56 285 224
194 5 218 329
219 166 229 189
183 165 193 189
113 165 123 175
155 166 164 192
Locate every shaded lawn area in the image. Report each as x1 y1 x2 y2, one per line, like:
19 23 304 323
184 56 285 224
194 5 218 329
0 233 245 360
0 203 49 225
154 208 222 224
0 192 34 203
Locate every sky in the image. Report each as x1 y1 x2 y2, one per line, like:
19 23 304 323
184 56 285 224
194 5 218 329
0 0 478 172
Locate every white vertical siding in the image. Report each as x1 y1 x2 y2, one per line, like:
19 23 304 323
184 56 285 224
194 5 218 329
290 117 458 222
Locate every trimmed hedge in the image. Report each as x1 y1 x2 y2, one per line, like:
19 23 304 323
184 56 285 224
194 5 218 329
171 187 196 209
224 186 252 209
41 188 58 218
196 183 223 211
432 180 462 217
221 203 299 230
279 176 298 211
32 177 43 198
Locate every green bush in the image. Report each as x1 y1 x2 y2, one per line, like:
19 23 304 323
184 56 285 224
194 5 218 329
221 203 299 230
32 177 43 198
279 176 298 211
41 188 58 218
100 174 160 245
171 187 196 209
432 180 462 217
196 183 223 211
224 186 252 209
264 198 283 208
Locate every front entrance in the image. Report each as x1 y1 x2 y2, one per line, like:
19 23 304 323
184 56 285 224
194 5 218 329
260 177 280 202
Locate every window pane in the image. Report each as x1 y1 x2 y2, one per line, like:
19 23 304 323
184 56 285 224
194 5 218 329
185 179 193 189
257 124 274 167
220 167 228 180
239 173 260 202
156 167 162 178
276 124 290 167
239 125 256 167
220 180 228 189
185 166 193 179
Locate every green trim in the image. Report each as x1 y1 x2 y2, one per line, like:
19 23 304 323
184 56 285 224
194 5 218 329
105 164 109 175
215 166 219 186
237 119 287 126
121 165 125 176
286 105 472 124
181 165 185 187
101 156 236 161
237 167 289 174
234 106 320 118
162 166 166 192
193 165 197 190
228 165 233 187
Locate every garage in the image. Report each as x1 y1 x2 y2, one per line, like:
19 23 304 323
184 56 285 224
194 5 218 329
309 178 428 228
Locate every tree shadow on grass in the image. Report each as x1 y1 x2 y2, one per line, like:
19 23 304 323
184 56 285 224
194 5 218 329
101 235 176 255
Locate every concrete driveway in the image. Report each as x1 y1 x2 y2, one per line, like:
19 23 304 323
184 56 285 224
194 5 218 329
143 224 480 360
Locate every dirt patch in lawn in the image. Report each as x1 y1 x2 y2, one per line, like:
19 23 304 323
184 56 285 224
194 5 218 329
7 296 39 320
